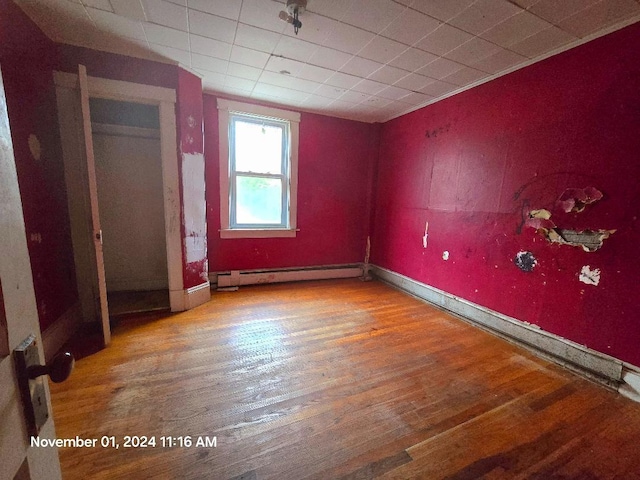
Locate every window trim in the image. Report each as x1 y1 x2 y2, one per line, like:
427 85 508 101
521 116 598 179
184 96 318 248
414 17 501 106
217 99 299 239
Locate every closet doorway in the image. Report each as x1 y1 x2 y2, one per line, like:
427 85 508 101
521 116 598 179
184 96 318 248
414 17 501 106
90 98 169 316
55 69 183 346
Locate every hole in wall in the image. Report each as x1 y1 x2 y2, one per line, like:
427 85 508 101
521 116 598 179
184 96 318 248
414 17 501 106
543 228 615 252
514 251 537 272
525 187 614 252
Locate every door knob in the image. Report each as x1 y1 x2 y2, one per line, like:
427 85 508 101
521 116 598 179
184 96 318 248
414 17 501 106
28 351 75 383
14 335 75 438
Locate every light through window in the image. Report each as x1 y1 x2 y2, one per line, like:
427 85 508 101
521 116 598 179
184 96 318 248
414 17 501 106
230 116 288 227
217 99 299 239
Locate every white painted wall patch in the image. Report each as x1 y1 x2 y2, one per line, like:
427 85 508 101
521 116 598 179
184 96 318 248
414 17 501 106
182 152 207 263
422 221 429 248
579 265 600 286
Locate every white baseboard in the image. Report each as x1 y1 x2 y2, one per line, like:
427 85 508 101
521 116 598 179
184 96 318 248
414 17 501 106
184 281 211 309
620 366 640 402
168 281 210 312
42 303 82 362
371 265 626 389
213 264 364 288
169 288 185 312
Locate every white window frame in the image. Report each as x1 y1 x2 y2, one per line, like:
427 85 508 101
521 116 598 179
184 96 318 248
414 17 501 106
217 99 299 239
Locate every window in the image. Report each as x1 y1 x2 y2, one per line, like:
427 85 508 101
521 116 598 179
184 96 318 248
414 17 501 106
217 99 299 238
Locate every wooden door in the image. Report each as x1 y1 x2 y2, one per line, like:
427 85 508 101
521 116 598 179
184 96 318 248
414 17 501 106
0 64 62 479
78 65 110 346
55 65 111 346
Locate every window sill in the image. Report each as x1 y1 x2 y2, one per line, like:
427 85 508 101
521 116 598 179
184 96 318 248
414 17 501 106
220 229 297 239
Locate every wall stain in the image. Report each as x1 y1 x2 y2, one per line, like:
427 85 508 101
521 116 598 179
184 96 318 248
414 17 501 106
425 123 451 139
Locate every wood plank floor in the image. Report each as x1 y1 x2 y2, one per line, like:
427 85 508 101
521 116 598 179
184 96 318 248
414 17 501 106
49 279 640 479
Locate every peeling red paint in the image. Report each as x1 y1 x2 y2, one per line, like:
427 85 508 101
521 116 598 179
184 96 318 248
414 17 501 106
525 211 556 230
177 69 207 289
558 187 603 213
177 69 204 156
185 258 209 284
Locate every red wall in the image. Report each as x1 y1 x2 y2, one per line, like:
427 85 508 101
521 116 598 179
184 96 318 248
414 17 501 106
1 0 77 331
177 69 208 288
57 45 178 91
372 22 640 367
204 93 380 271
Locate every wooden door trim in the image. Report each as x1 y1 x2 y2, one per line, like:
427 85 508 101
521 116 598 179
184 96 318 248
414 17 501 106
53 70 184 312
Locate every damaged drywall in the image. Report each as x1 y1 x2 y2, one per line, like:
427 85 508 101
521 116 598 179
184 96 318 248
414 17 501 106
558 187 603 213
514 251 537 272
525 188 614 252
528 219 616 252
527 212 616 252
545 228 615 252
579 265 601 286
526 209 555 230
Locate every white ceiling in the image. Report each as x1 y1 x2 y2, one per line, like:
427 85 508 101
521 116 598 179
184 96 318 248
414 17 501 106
15 0 640 123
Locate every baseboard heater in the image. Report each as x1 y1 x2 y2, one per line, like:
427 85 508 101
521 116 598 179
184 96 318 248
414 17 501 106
213 264 364 288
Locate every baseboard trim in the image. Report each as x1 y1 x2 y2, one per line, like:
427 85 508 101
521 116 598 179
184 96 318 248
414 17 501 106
213 264 364 288
169 289 185 312
42 303 82 361
371 265 624 389
620 365 640 402
168 282 211 312
184 281 211 309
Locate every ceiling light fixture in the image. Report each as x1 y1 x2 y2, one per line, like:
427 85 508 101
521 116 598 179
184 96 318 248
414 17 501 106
278 0 307 35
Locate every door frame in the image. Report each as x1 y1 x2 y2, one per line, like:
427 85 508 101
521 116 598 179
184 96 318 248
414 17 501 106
53 71 185 314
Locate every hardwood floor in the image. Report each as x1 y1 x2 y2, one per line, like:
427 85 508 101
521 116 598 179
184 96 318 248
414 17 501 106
50 279 640 479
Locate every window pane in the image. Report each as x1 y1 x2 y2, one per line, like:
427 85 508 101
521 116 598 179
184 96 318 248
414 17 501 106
235 176 283 225
234 119 283 174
